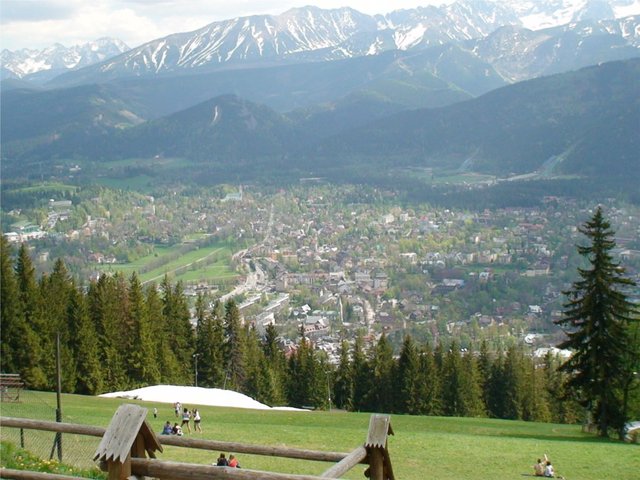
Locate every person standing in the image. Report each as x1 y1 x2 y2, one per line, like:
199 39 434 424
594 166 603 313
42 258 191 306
181 407 191 433
193 408 202 432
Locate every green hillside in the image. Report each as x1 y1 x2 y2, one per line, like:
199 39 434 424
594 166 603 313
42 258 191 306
1 391 638 480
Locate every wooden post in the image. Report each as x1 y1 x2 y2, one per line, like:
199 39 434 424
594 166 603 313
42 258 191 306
363 414 394 480
93 404 162 480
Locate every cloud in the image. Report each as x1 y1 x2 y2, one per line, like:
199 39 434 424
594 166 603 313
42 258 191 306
0 0 80 23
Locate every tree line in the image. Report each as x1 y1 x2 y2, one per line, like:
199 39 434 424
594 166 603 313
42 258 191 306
2 207 638 437
0 234 577 424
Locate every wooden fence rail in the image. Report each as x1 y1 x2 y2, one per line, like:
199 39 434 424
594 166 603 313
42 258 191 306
0 417 348 462
0 405 394 480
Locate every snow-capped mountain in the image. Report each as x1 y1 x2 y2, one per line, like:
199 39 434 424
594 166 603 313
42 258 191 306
1 38 129 81
471 15 640 81
500 0 640 30
5 0 639 86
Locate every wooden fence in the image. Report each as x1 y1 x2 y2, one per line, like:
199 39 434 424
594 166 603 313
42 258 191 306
0 404 395 480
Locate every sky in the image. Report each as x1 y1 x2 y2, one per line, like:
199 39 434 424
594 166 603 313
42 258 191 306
0 0 455 51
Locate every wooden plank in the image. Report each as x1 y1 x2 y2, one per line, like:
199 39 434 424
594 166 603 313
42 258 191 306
155 436 349 462
2 416 350 463
94 404 148 463
0 417 105 437
383 445 396 480
319 445 367 478
131 458 331 480
365 415 392 449
368 448 384 480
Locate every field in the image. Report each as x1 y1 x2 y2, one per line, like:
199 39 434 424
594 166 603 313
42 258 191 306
96 243 239 285
1 391 638 480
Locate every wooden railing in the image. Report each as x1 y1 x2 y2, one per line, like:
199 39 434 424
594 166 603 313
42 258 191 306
0 405 395 480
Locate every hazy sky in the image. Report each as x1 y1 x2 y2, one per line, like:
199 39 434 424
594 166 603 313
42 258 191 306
0 0 455 51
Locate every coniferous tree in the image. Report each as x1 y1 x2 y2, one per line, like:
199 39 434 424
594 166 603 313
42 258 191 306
543 352 581 424
40 259 74 391
194 293 209 386
501 346 526 420
555 207 639 436
418 343 442 416
127 273 160 385
243 325 268 401
1 238 42 385
223 299 246 391
396 335 421 414
477 339 493 411
441 342 464 416
333 340 353 410
13 243 48 388
66 286 103 394
162 278 194 379
261 323 286 405
486 349 506 418
88 275 127 390
369 334 395 412
620 321 640 426
145 283 181 384
460 352 485 417
351 334 372 411
521 356 551 422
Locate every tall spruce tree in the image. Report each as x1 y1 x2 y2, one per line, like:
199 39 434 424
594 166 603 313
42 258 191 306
223 299 246 391
333 340 353 410
145 283 181 384
14 243 48 388
66 286 103 394
396 335 421 414
127 273 160 385
369 334 395 412
1 238 45 388
88 275 127 390
555 207 639 436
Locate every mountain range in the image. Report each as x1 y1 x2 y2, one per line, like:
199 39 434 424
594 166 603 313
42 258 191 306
2 1 639 85
1 1 638 199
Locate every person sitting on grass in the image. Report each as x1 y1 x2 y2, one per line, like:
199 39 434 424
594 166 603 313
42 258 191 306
228 454 240 468
161 421 172 435
544 461 555 478
216 453 228 466
533 458 545 476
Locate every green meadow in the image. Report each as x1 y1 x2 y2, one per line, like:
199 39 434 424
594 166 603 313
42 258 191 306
1 391 637 480
96 244 238 284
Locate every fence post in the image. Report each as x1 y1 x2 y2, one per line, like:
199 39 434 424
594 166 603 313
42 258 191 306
364 414 394 480
93 404 162 480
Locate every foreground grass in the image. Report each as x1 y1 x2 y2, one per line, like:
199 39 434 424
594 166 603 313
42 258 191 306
1 391 638 480
0 442 105 479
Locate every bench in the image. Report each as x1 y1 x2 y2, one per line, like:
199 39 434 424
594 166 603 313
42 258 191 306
0 374 24 402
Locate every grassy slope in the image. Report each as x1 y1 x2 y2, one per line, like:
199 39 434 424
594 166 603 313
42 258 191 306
1 391 638 480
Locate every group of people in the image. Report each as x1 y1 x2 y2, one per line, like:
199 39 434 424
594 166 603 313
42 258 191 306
159 404 202 435
215 453 240 468
533 454 561 478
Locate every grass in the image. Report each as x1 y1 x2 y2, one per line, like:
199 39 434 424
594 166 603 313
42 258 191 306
96 244 238 284
1 391 638 480
0 442 105 479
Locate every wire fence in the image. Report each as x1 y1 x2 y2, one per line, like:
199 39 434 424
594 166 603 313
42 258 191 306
1 390 100 469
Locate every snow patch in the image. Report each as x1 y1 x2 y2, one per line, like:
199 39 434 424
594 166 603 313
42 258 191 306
99 385 306 411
